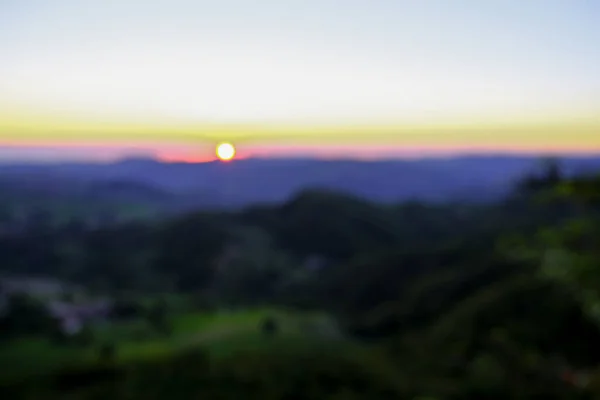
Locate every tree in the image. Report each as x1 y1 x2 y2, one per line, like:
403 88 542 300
260 316 278 337
0 293 58 339
516 157 563 195
210 226 294 305
147 299 171 336
153 213 230 292
98 342 117 362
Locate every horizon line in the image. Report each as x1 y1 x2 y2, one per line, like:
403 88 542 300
2 150 600 166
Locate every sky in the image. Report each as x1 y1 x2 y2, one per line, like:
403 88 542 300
0 0 599 162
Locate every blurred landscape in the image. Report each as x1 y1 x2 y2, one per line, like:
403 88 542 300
3 155 600 399
2 154 600 220
2 0 600 398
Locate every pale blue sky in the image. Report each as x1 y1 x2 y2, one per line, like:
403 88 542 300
0 0 599 124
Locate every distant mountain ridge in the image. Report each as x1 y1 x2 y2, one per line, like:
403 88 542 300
1 155 600 213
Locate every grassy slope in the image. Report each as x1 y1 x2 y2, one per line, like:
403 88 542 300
0 308 344 384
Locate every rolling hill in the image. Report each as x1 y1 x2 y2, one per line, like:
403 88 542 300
1 155 599 221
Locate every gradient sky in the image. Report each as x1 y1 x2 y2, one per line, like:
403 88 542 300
0 0 599 161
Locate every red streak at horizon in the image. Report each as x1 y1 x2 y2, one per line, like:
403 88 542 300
2 141 600 163
156 149 250 163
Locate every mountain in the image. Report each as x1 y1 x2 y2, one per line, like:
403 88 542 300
1 155 600 217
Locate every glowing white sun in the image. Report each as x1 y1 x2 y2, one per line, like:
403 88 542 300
216 142 236 161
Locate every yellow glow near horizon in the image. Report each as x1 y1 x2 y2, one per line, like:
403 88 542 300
0 0 598 159
0 103 599 160
0 109 599 148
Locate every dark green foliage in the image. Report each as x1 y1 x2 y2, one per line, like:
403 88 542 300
111 299 143 320
53 363 124 393
190 291 217 312
152 212 231 291
73 324 95 347
98 343 117 363
235 189 405 262
3 164 600 398
7 345 407 399
260 316 279 337
147 299 171 336
0 294 59 339
517 157 563 194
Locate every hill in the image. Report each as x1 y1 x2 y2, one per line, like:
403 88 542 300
2 155 600 217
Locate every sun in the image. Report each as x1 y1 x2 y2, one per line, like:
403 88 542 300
216 142 236 161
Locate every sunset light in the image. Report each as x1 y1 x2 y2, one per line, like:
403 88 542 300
0 0 598 161
216 142 236 161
